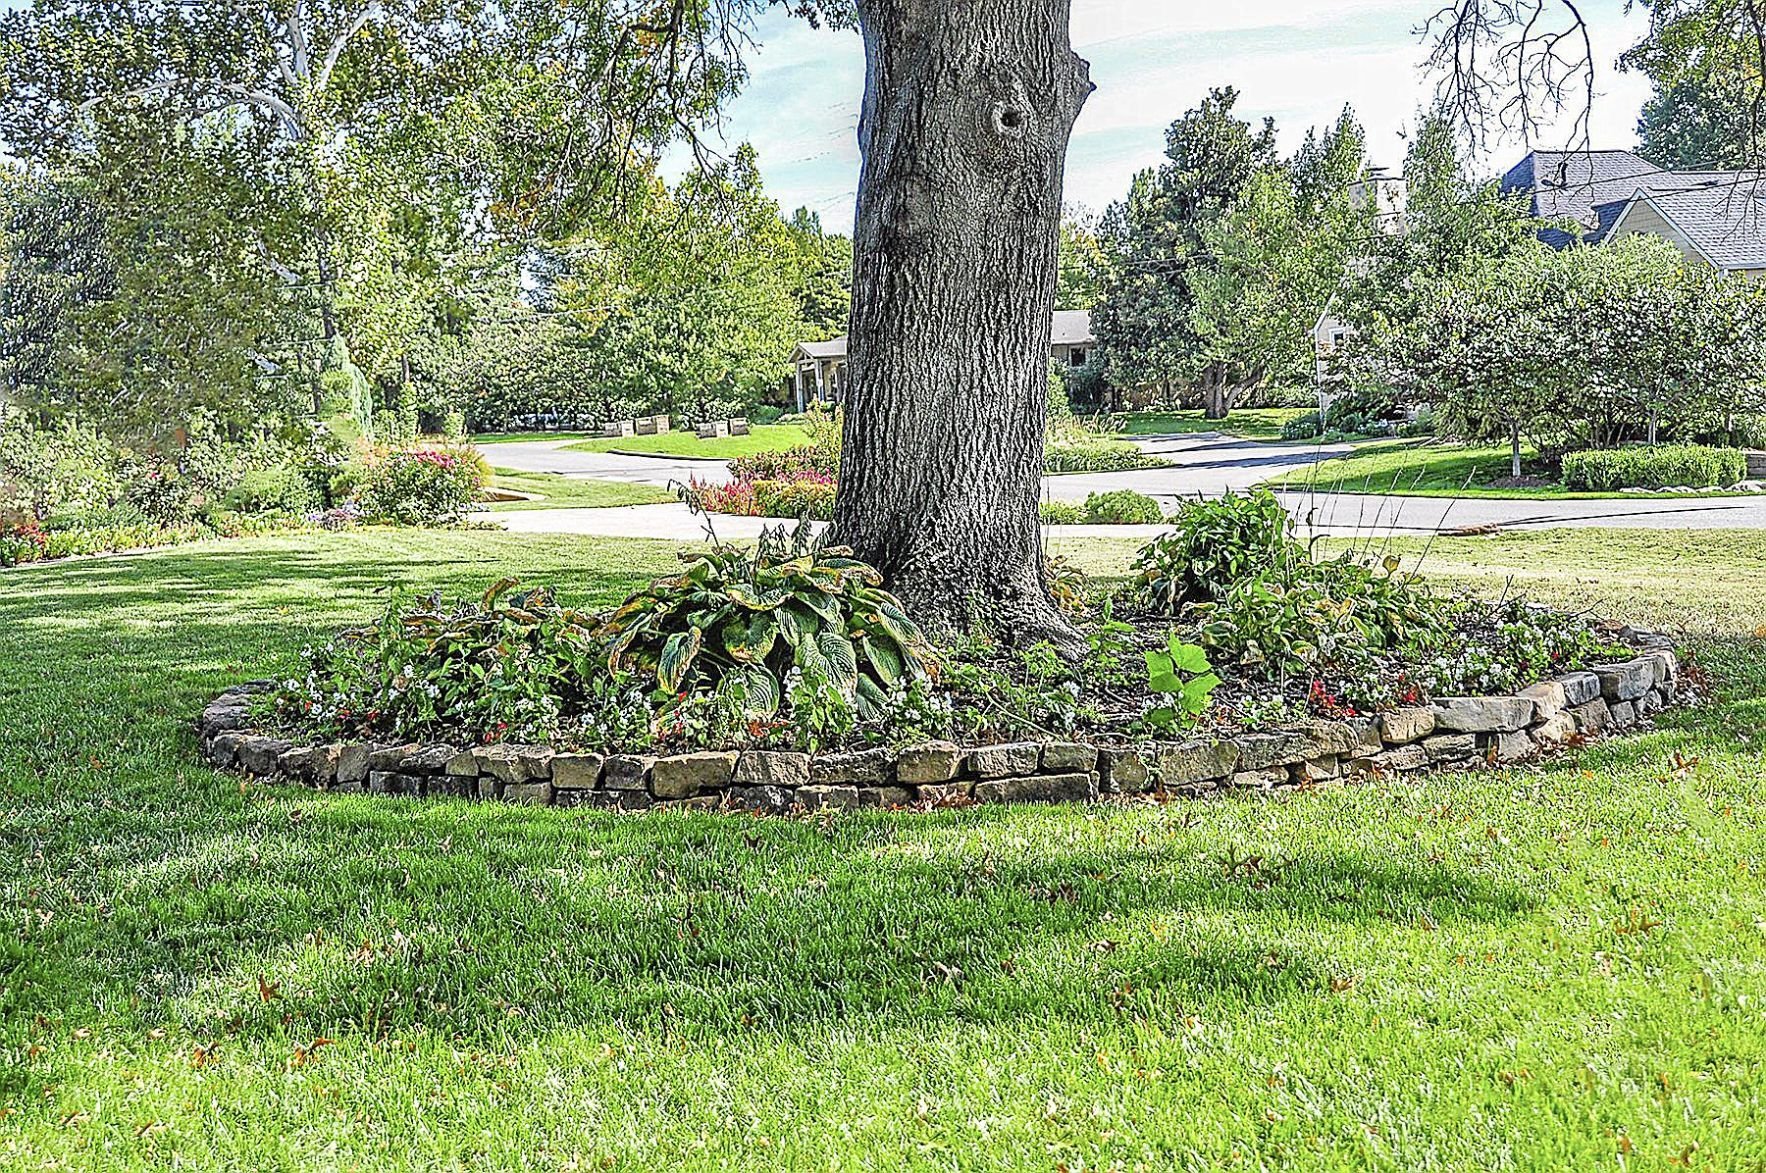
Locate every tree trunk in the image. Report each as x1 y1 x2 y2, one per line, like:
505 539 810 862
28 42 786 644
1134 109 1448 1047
1510 419 1522 478
1647 404 1659 446
833 0 1092 641
1200 366 1229 420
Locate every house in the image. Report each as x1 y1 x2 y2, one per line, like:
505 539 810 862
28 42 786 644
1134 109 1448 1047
789 309 1096 411
1500 149 1766 275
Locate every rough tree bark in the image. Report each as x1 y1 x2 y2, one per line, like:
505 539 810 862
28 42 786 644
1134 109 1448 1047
833 0 1093 642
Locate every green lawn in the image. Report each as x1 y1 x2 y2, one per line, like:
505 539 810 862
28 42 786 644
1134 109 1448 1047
1110 407 1315 440
469 431 597 445
564 423 811 459
486 469 675 511
4 528 1766 1168
1263 439 1751 500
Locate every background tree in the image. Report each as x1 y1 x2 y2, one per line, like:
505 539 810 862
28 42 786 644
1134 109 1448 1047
1624 1 1766 167
1055 211 1105 310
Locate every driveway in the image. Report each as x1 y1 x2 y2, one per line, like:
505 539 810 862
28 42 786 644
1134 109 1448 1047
486 433 1766 539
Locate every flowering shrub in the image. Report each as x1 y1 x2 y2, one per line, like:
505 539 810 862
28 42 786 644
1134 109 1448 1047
696 470 836 520
352 447 486 525
0 519 49 567
1402 598 1622 697
727 444 839 482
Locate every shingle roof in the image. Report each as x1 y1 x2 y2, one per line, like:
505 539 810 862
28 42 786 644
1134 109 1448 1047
1618 185 1766 270
795 336 848 360
1502 149 1766 254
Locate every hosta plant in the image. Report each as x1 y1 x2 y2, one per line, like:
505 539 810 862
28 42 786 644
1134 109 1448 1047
598 522 935 720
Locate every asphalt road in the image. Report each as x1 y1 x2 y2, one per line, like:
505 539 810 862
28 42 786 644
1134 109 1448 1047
484 434 1766 539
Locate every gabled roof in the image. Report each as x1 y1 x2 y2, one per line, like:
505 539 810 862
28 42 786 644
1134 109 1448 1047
1610 185 1766 271
1501 149 1766 248
794 336 848 360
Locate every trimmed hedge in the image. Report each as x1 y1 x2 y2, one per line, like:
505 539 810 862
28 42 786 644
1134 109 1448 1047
1561 445 1747 491
1082 489 1164 525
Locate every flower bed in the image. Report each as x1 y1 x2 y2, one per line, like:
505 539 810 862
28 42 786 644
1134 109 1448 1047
199 503 1689 815
199 634 1682 813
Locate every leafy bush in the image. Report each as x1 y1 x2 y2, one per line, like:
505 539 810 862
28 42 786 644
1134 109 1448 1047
728 442 839 482
598 524 934 721
1561 444 1747 491
225 467 321 515
1403 597 1622 698
0 416 121 520
748 405 785 426
1141 633 1221 734
1397 406 1437 438
1134 489 1302 613
1083 489 1163 525
753 476 836 521
353 447 487 525
1281 412 1323 441
274 579 615 745
1039 500 1084 525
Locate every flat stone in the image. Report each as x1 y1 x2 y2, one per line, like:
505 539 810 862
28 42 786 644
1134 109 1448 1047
1098 749 1152 794
614 790 654 811
1554 672 1602 707
969 742 1042 780
1421 732 1478 762
1228 767 1288 790
603 754 656 791
1610 700 1638 727
1594 660 1654 703
732 750 810 789
276 746 319 784
972 773 1097 805
1156 739 1240 787
199 699 251 735
729 785 791 813
473 744 554 782
236 735 293 775
1637 689 1664 717
1517 681 1566 721
916 781 974 805
205 731 245 768
1642 649 1678 686
1431 696 1536 734
503 781 554 805
1570 698 1612 734
1300 722 1364 758
796 784 859 811
336 743 370 785
369 743 419 772
1233 731 1313 770
551 753 605 789
652 751 737 798
282 744 340 786
857 785 915 809
444 749 481 777
895 741 964 784
1379 707 1437 745
1534 712 1577 744
425 774 475 799
1292 755 1339 782
1490 729 1535 763
476 776 503 801
399 744 458 774
810 747 896 786
1354 744 1427 773
1041 742 1099 772
368 771 422 796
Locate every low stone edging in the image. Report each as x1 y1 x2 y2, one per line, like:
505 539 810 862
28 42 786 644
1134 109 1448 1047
197 636 1682 815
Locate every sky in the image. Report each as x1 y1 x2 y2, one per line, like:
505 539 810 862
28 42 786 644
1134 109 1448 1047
677 0 1655 230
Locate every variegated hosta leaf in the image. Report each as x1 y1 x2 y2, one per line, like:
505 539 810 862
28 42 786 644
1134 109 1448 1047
854 675 888 720
723 613 779 664
657 627 704 693
865 634 904 685
728 664 782 715
817 629 859 694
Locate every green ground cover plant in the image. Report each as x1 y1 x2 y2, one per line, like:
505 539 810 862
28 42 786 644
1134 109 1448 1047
1111 407 1315 439
1561 445 1748 492
2 527 1763 1168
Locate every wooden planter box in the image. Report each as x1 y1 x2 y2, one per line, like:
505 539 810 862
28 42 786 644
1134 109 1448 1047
695 421 731 439
601 420 635 438
727 418 752 436
634 414 671 436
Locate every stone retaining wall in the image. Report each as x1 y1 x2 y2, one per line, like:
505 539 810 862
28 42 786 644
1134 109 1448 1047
198 641 1682 815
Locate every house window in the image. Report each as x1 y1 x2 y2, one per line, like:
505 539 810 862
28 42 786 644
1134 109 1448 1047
1069 348 1088 368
